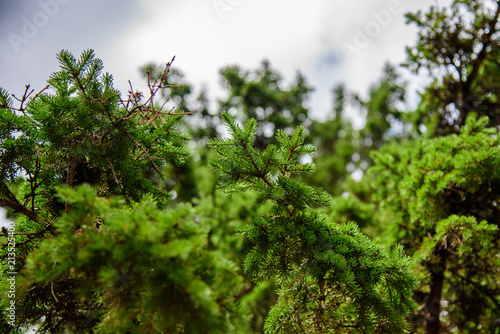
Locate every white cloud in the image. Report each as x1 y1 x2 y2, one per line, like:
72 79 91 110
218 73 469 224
0 0 451 116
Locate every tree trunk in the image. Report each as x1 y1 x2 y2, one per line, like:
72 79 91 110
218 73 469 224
426 248 448 334
65 154 77 212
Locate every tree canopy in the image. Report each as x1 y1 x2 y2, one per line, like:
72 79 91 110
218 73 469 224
1 1 499 333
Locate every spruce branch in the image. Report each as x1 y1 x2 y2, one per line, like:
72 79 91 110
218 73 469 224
211 113 416 332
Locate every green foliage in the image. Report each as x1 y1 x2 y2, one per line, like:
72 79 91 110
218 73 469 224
210 112 416 333
0 50 216 333
371 114 499 246
17 185 241 333
305 84 358 197
193 186 277 332
2 1 499 330
1 49 417 334
370 114 500 332
414 215 497 264
1 50 190 209
405 0 500 135
219 60 313 148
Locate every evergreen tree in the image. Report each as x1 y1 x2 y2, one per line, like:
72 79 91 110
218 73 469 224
0 50 238 333
405 0 500 136
4 1 496 330
0 50 417 333
209 112 416 333
306 84 358 197
219 60 313 149
306 65 410 234
368 1 500 332
370 114 500 333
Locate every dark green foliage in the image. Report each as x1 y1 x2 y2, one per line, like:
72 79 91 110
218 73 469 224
219 60 313 148
210 112 416 333
19 185 241 333
318 2 500 331
0 49 417 333
405 0 500 135
0 50 220 333
370 114 500 332
1 50 189 208
193 186 278 332
368 3 500 331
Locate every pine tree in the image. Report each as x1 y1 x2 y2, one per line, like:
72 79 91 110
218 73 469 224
312 2 500 332
405 0 500 136
0 50 418 333
370 114 500 333
365 1 500 332
0 50 241 333
209 112 416 333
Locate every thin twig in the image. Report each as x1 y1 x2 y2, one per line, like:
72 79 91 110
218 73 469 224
105 156 122 184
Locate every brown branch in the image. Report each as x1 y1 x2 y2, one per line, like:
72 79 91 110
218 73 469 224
100 106 140 141
0 181 20 204
105 156 122 184
1 231 37 236
71 70 88 94
66 155 77 188
32 85 50 100
51 280 59 303
339 321 386 328
65 153 78 213
118 128 161 172
12 85 34 111
241 142 274 188
233 282 255 301
0 199 38 223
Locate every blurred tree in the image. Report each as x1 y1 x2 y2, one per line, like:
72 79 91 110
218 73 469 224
370 115 500 334
405 0 500 136
368 1 500 333
306 66 409 233
306 84 357 197
219 60 313 149
353 63 410 155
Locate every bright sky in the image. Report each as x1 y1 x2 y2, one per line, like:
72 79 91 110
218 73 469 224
0 0 450 223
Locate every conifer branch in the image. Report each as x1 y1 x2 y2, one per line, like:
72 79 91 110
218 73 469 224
0 198 38 223
12 84 34 112
211 114 416 332
241 141 274 188
119 127 161 172
105 156 122 184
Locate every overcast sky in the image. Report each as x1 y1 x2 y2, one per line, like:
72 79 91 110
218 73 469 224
0 0 451 118
0 0 450 223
